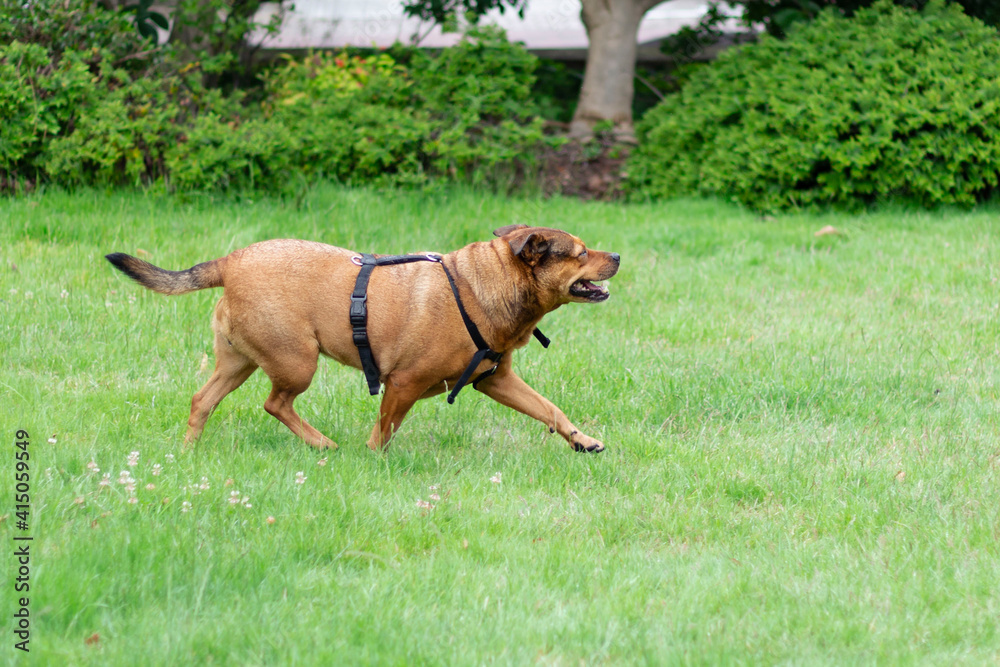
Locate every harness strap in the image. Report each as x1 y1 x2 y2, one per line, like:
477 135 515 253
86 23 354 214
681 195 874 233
448 348 495 403
532 328 550 348
350 254 381 395
468 327 547 389
349 252 548 402
437 260 505 403
437 261 497 360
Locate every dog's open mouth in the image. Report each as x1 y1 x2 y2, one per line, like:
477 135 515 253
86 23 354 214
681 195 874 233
569 279 610 302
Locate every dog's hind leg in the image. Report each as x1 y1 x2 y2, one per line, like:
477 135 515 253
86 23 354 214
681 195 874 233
367 374 428 451
186 331 258 443
260 346 338 450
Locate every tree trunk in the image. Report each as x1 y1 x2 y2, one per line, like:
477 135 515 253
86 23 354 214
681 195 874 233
570 0 657 142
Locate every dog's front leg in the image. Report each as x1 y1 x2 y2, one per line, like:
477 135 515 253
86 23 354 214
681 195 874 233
475 368 605 453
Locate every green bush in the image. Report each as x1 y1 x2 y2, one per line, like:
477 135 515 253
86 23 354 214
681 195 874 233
262 51 430 185
0 0 145 63
414 26 545 185
416 25 538 121
11 52 245 188
628 0 1000 210
1 13 545 194
164 114 297 191
0 0 240 190
248 29 545 191
0 43 99 184
42 71 179 186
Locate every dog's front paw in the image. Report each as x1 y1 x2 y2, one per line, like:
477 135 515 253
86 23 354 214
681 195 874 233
570 432 605 454
310 435 339 450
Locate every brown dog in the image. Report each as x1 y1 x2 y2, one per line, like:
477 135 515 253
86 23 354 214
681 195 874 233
106 225 620 452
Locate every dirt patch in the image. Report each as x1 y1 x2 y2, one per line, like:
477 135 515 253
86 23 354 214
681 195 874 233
541 132 630 201
0 176 36 196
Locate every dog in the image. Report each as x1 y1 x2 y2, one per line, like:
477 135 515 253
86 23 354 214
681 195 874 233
106 225 620 452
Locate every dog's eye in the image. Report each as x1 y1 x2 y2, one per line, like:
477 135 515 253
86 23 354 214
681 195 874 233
579 250 588 261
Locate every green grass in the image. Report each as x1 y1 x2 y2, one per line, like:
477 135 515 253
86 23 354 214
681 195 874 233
2 186 999 665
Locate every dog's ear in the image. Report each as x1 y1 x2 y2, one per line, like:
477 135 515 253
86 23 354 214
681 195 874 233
508 231 549 266
493 224 528 238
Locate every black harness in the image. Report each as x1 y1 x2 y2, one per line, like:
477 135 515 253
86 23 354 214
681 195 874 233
349 252 549 404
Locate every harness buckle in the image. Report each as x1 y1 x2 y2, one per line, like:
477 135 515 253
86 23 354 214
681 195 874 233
349 295 367 324
471 363 499 388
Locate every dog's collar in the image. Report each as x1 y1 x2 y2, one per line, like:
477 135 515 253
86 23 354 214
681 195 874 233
349 252 549 403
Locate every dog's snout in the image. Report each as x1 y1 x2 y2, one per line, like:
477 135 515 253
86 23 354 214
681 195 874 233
609 252 620 264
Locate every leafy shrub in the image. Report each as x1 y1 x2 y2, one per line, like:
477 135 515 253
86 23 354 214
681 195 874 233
414 26 545 185
628 0 1000 210
261 51 429 184
266 52 407 101
0 43 99 185
253 29 545 190
735 0 1000 37
532 59 580 124
42 73 242 188
43 69 171 186
0 0 235 189
164 114 297 190
0 0 146 63
416 25 538 121
1 15 545 194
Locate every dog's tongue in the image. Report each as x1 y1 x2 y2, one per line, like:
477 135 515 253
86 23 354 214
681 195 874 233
571 278 609 299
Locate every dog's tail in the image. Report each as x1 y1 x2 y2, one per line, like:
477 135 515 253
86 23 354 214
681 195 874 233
105 253 224 295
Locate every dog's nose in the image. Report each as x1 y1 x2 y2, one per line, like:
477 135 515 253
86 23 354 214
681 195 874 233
610 253 620 264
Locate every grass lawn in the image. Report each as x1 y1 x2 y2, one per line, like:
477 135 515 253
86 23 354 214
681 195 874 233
2 185 999 665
